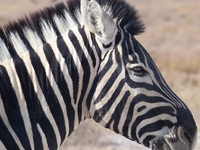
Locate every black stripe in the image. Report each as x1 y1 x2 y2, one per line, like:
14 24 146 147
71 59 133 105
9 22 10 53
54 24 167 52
131 104 175 143
68 30 91 121
142 135 154 147
86 32 112 111
122 96 137 141
94 48 122 104
94 66 120 105
56 36 76 135
93 79 125 122
92 46 123 121
28 50 58 150
133 38 145 63
142 120 174 147
85 32 101 110
95 51 113 83
90 32 101 58
126 75 163 93
79 26 96 67
59 30 80 103
139 119 174 139
86 76 99 111
105 91 130 133
0 63 31 149
77 27 94 120
19 40 58 149
13 31 62 149
0 117 19 149
43 43 66 142
137 108 175 138
11 56 42 150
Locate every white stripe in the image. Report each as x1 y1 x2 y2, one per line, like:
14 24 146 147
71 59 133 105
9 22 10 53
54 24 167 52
91 51 117 111
45 39 71 136
3 60 32 149
9 32 28 55
62 32 83 125
64 10 78 29
23 29 62 146
129 35 141 62
23 28 43 50
0 140 7 150
53 14 69 35
117 95 132 134
27 44 61 146
128 100 177 139
0 38 11 63
40 19 57 42
140 126 170 147
9 33 36 150
72 28 95 114
55 25 100 119
75 8 83 25
99 78 125 125
77 27 100 119
136 114 176 144
37 123 49 150
24 27 72 137
92 44 124 122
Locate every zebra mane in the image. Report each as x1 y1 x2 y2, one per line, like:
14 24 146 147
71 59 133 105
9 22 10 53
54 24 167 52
0 0 144 37
0 0 144 62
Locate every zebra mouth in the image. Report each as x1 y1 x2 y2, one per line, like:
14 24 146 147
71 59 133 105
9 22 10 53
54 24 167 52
152 127 196 150
152 138 171 150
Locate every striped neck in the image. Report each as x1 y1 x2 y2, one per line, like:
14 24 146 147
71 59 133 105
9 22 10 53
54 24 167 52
0 23 102 149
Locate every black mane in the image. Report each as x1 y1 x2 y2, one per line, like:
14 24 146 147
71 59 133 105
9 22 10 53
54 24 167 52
65 0 145 35
0 0 145 42
97 0 145 35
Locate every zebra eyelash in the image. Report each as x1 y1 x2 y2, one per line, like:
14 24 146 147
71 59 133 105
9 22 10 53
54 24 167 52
127 64 149 77
130 66 148 77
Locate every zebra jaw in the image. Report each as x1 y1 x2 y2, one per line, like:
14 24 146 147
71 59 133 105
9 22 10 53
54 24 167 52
152 126 197 150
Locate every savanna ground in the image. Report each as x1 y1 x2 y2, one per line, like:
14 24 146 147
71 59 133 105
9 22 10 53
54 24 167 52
0 0 199 149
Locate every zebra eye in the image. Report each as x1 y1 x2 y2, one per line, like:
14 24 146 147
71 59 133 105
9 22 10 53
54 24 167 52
130 66 148 77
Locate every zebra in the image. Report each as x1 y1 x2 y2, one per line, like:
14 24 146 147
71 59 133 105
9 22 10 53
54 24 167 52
0 0 197 149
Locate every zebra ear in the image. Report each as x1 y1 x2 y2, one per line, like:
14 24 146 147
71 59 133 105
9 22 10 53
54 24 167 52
81 0 118 45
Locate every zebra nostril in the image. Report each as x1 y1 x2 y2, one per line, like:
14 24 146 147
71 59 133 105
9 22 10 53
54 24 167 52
177 127 193 144
183 131 192 143
152 144 155 150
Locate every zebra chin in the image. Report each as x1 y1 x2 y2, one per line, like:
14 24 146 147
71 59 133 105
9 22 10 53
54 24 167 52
151 126 197 150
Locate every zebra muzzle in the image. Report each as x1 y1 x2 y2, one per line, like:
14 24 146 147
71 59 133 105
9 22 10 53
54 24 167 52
152 126 197 150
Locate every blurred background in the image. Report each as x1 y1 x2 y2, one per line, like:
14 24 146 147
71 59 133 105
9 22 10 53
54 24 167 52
0 0 199 149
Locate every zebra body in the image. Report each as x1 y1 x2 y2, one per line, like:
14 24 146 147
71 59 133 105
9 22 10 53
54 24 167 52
0 0 197 149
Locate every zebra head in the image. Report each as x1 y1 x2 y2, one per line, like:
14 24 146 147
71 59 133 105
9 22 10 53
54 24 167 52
81 0 197 149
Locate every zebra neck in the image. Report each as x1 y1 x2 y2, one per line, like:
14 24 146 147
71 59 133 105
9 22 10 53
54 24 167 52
0 24 101 148
35 27 101 137
31 27 101 132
